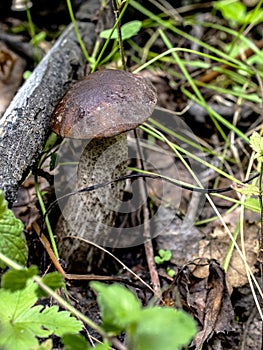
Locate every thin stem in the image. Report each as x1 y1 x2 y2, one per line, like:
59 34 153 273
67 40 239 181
34 173 59 259
33 275 108 339
112 0 127 71
66 0 91 63
92 1 129 71
133 130 161 298
26 1 35 38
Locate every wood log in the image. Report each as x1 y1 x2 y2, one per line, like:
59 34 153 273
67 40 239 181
0 1 103 204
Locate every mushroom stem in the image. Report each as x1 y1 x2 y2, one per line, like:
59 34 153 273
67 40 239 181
56 133 127 272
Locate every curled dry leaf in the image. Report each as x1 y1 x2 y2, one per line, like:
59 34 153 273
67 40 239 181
176 260 234 349
0 43 26 116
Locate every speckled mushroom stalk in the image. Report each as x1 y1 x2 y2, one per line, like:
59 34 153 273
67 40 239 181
51 69 157 272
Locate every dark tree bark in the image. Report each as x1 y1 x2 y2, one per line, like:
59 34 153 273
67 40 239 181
0 1 106 204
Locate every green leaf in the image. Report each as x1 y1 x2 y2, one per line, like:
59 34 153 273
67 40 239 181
2 265 38 291
0 191 28 268
244 197 261 213
120 20 142 39
93 344 111 350
30 31 46 45
23 70 32 79
90 282 141 335
36 272 65 297
0 280 83 350
100 20 142 40
154 255 163 264
0 280 38 350
214 0 246 24
234 183 260 196
166 267 175 278
159 249 172 261
62 334 90 350
43 132 60 153
128 307 196 350
155 249 172 264
50 152 57 171
250 131 263 160
32 338 53 350
244 7 263 25
36 306 83 337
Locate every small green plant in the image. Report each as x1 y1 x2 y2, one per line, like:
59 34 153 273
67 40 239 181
0 191 28 268
214 0 263 26
90 282 196 350
154 249 175 277
0 262 196 350
234 131 263 204
154 249 172 264
250 131 263 161
100 20 142 41
0 278 82 350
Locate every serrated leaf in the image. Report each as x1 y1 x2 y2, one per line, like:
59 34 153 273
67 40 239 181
37 305 83 337
100 20 142 40
0 280 82 350
128 307 196 350
2 265 38 291
0 279 38 319
90 282 141 335
0 321 40 350
0 190 28 268
36 272 65 297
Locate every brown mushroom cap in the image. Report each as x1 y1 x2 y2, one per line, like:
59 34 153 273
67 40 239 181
51 69 157 139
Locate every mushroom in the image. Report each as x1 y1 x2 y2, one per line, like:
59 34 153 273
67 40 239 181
51 69 157 272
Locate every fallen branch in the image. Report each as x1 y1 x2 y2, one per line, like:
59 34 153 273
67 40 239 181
0 1 102 204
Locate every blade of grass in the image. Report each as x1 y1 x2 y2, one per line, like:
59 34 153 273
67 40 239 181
129 0 253 72
91 0 129 71
34 173 59 259
182 87 250 143
66 0 91 63
140 123 244 184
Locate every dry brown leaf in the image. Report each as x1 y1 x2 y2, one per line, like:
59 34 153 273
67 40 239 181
193 260 234 348
176 260 234 349
0 42 26 116
195 208 259 289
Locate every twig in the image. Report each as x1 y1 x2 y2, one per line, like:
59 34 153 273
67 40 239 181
133 130 162 299
32 222 154 292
